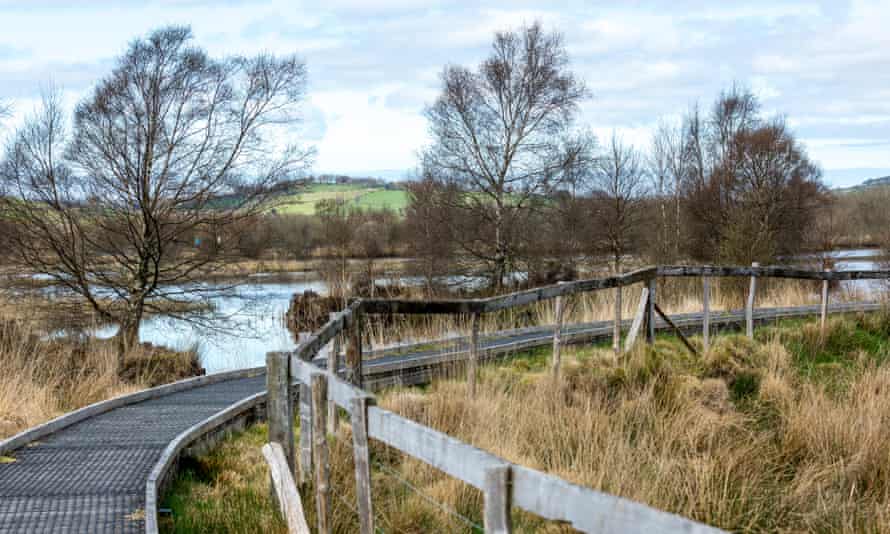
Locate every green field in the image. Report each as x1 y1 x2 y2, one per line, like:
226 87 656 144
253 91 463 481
270 184 409 215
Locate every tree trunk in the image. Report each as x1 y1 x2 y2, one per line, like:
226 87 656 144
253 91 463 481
115 303 144 373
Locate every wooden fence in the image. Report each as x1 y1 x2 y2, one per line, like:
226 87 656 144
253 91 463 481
264 264 889 533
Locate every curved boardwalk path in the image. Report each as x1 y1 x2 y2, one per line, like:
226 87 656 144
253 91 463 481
0 302 879 533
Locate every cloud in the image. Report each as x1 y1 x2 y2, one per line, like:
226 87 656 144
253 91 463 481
0 1 887 184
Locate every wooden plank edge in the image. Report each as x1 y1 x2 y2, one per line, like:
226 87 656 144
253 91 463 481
145 391 266 534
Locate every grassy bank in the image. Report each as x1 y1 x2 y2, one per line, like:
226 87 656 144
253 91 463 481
0 315 202 440
163 311 890 533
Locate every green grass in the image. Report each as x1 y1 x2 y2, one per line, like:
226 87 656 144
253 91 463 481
160 424 287 534
269 184 408 215
352 189 409 211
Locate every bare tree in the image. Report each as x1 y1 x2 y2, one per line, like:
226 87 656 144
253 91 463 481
676 86 824 264
648 120 683 263
0 26 312 365
404 175 459 295
591 133 648 272
421 21 590 292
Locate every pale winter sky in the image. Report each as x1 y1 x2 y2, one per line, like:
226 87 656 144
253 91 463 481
1 0 888 187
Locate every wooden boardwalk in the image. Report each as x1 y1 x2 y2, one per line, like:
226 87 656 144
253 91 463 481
0 302 879 533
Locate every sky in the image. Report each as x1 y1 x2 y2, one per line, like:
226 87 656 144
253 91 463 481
0 0 888 188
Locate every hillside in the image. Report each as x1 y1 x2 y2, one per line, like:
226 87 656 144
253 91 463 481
267 182 409 215
834 175 890 193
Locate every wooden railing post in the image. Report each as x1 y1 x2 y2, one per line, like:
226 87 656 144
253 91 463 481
646 277 657 344
311 373 330 534
821 268 830 338
624 286 649 352
327 314 340 435
346 311 364 388
552 294 565 378
468 312 480 398
297 333 313 488
613 285 622 357
350 395 375 534
262 442 311 534
702 277 710 354
266 351 295 480
484 464 512 533
746 262 759 339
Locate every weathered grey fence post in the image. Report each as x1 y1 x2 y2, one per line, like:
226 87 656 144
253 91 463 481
297 333 313 487
347 310 364 388
702 277 710 354
624 286 649 352
551 294 565 378
350 395 375 534
483 464 512 533
327 314 340 435
311 373 330 534
613 285 622 356
820 268 830 338
746 262 759 339
468 312 480 398
266 351 295 480
646 277 657 344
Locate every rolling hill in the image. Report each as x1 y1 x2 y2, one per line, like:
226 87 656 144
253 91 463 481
268 182 409 215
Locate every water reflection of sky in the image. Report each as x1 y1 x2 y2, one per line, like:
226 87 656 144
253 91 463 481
95 280 326 373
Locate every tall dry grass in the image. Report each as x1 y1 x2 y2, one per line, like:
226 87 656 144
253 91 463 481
366 313 890 532
0 318 201 439
365 276 863 350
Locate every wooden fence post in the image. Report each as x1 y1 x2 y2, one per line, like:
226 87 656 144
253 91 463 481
483 464 512 533
347 311 364 388
746 262 759 339
468 312 480 398
262 442 311 534
350 395 375 534
624 287 649 352
613 286 622 357
821 268 830 338
552 295 565 378
327 314 340 436
266 352 295 480
702 277 710 354
297 333 312 488
646 277 657 344
311 373 330 534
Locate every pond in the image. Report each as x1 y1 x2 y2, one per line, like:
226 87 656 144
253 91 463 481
92 279 327 373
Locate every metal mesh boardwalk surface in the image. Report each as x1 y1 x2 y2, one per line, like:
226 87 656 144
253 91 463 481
0 374 266 533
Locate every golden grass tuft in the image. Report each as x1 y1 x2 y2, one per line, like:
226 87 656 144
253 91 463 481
0 316 201 439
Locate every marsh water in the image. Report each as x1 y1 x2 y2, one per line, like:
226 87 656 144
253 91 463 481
27 248 889 373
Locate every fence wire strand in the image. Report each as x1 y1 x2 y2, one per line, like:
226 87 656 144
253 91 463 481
372 459 484 532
